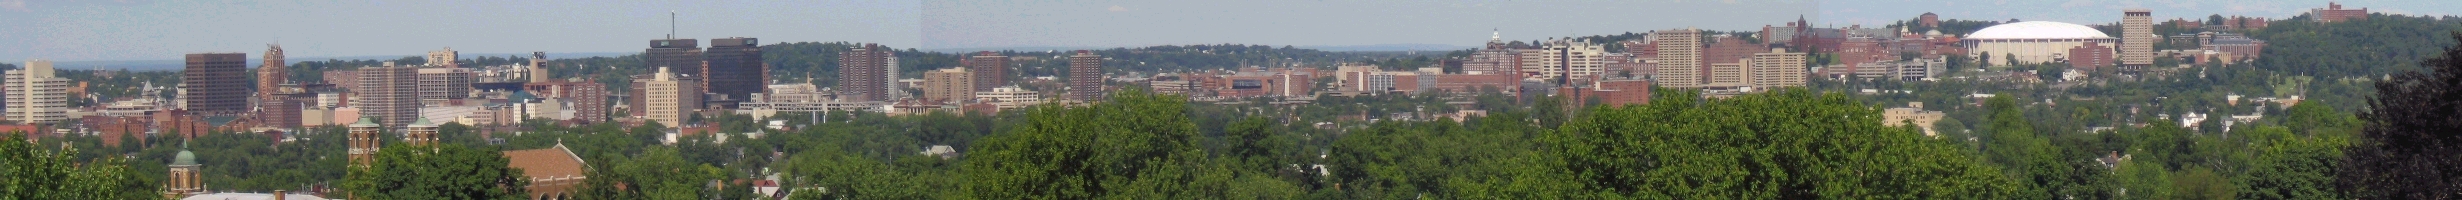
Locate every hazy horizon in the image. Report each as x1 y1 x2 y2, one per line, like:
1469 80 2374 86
3 0 2451 62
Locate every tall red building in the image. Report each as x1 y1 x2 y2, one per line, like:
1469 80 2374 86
1067 50 1105 102
838 43 892 101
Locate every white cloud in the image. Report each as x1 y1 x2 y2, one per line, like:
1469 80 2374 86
1 0 27 12
1107 5 1127 12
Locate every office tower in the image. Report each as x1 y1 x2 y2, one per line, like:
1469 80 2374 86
923 68 974 103
257 45 302 127
647 39 704 76
966 51 1009 91
416 68 473 101
703 37 765 102
637 67 702 125
260 45 287 99
1654 28 1703 88
357 62 419 127
2121 9 2155 71
1749 48 1809 88
427 47 459 68
348 117 380 166
1067 50 1105 102
5 60 67 124
184 53 250 114
838 43 890 101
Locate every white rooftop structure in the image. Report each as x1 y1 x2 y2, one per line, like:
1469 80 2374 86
1967 21 2113 39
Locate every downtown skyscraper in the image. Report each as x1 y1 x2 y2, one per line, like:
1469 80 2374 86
703 37 765 103
183 53 250 114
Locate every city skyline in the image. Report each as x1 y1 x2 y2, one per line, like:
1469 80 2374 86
1 0 2452 62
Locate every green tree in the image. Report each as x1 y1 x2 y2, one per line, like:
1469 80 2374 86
575 147 725 200
2338 33 2462 199
1550 89 2015 198
960 89 1220 199
342 144 530 200
2170 167 2235 200
0 134 151 200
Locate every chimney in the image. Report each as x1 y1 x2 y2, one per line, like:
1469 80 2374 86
274 190 287 200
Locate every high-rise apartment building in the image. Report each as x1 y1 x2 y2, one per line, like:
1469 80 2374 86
966 51 1009 91
416 68 474 102
703 37 765 102
1749 48 1809 88
637 67 702 125
646 39 704 77
2121 9 2155 72
1653 29 1703 88
1067 50 1105 102
184 53 250 114
923 68 974 103
837 43 891 101
6 60 68 124
1538 38 1608 83
357 62 420 127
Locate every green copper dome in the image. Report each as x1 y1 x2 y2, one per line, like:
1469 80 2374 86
408 117 436 128
349 117 380 127
172 141 197 165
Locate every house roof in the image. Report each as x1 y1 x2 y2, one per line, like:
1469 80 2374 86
503 144 588 181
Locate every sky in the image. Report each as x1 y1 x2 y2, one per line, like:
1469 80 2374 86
2 0 2452 62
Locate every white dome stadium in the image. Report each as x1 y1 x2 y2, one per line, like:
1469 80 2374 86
1967 21 2111 39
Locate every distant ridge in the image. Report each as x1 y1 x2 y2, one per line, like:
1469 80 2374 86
31 52 635 71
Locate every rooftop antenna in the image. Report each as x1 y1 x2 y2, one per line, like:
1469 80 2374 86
668 10 677 39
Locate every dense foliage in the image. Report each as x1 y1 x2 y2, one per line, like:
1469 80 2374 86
0 134 151 199
342 144 530 200
2337 33 2462 199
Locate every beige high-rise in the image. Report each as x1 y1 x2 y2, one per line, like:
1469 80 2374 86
2121 9 2155 69
641 67 699 125
923 68 975 103
1654 28 1703 88
5 60 68 124
1750 48 1809 88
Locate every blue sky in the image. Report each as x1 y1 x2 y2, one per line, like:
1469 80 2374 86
1 0 2449 62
